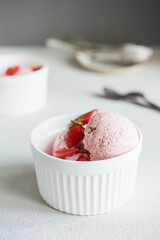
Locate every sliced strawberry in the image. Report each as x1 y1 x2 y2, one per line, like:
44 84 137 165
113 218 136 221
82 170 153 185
32 66 42 71
78 109 98 124
53 148 79 159
5 65 20 76
77 156 90 161
65 125 84 148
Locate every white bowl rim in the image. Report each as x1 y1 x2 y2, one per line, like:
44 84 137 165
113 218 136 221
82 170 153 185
30 112 143 165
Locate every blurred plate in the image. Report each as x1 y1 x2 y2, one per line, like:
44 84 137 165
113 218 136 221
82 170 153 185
75 49 152 73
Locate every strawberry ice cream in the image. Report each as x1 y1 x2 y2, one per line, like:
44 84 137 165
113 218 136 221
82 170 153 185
52 110 139 161
83 112 139 160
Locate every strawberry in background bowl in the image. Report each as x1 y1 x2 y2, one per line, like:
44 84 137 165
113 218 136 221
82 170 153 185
30 110 142 215
2 64 42 76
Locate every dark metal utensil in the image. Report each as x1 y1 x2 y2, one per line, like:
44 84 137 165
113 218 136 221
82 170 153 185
103 87 160 112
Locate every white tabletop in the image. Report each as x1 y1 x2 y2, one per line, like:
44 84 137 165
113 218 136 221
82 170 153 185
0 47 160 240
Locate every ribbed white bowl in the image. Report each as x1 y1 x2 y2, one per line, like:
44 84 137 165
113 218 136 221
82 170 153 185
0 54 48 115
30 113 142 215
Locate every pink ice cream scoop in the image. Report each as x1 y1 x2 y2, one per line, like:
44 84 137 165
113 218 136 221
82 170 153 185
83 112 139 160
52 130 67 151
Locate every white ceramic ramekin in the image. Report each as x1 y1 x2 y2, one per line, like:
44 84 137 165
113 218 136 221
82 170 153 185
0 54 48 115
30 113 142 215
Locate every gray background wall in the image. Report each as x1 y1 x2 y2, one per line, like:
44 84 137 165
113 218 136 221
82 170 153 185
0 0 160 46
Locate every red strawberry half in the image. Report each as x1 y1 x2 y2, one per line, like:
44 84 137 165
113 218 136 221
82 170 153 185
78 109 98 124
65 124 84 148
53 148 79 159
5 65 20 76
76 156 90 161
32 66 42 72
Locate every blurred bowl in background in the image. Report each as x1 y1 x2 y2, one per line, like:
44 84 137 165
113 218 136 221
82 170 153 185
0 54 48 115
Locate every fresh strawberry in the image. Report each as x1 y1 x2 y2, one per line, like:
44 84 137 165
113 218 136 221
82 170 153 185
32 66 42 71
77 109 98 124
5 65 20 76
76 156 90 161
53 148 79 159
66 124 84 148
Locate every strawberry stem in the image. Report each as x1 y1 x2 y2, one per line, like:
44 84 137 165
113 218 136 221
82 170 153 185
69 119 85 129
